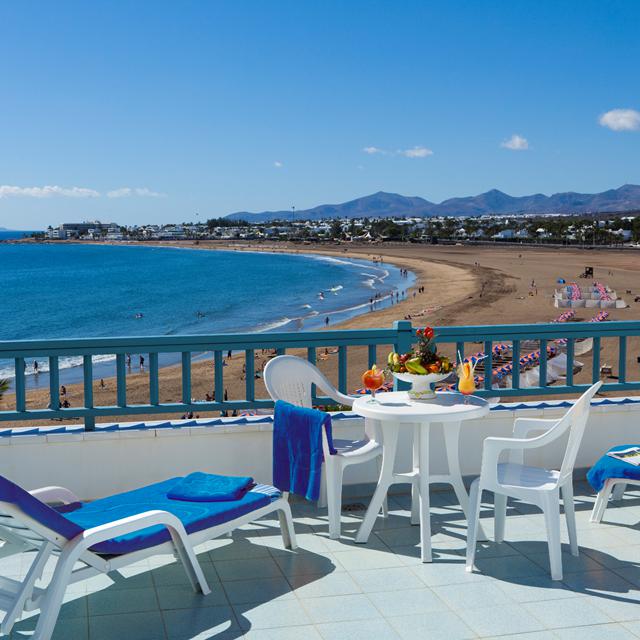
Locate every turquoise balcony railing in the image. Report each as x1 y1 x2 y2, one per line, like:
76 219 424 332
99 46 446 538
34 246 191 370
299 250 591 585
0 320 639 430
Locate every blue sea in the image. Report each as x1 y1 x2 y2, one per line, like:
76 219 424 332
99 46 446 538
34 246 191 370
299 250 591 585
0 230 40 240
0 243 413 386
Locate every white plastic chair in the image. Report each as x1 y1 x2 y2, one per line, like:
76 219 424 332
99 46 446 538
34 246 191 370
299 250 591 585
264 355 385 539
466 381 601 581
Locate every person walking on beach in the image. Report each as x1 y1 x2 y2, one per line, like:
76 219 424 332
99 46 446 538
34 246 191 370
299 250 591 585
325 316 330 326
33 360 39 373
60 385 66 396
139 355 145 369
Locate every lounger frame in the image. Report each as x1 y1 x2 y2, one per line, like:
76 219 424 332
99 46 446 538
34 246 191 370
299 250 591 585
0 485 296 640
591 477 640 523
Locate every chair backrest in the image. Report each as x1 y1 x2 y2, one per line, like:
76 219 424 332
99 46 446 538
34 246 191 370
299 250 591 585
263 355 353 409
0 476 82 549
557 381 602 483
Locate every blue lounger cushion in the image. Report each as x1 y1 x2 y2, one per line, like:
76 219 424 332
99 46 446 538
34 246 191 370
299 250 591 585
167 472 254 502
0 474 279 556
587 445 640 492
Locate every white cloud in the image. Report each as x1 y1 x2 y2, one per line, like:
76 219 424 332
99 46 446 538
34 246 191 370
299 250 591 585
107 187 165 198
274 161 283 168
364 145 433 157
501 134 529 150
398 146 433 158
599 108 640 131
0 185 100 198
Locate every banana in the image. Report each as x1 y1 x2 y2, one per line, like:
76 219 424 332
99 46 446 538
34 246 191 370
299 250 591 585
406 358 427 374
393 353 400 366
387 351 396 366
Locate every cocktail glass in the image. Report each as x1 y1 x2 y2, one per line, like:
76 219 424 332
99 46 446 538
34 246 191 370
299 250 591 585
363 369 385 403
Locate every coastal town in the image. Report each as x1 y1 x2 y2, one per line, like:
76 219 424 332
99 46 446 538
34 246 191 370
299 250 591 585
43 210 640 246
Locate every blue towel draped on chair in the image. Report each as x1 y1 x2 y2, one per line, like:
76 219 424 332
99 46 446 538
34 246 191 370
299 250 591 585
272 400 336 501
587 444 640 492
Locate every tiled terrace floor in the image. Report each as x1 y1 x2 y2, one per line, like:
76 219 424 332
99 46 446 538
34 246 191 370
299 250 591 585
7 480 640 639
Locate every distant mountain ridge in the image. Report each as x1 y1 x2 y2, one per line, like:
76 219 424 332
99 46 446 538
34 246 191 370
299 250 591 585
225 184 640 221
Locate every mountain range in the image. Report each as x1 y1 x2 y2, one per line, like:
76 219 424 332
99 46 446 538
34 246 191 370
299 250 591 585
225 184 640 222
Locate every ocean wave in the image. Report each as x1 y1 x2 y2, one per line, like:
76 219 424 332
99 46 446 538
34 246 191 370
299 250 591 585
326 285 343 293
301 304 313 309
308 255 359 268
256 317 293 332
0 353 117 379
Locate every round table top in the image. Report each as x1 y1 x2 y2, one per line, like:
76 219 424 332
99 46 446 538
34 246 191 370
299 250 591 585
351 391 490 423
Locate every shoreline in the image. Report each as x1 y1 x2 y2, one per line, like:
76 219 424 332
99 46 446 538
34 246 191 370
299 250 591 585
0 241 478 424
6 240 640 423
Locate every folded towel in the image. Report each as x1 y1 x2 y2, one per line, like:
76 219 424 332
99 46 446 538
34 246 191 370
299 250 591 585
587 445 640 492
272 400 336 502
167 472 254 502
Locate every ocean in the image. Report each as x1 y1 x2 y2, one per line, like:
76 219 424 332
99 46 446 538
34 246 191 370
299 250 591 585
0 243 413 387
0 230 41 240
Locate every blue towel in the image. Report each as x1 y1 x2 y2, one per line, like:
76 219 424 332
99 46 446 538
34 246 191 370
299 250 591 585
272 400 336 502
587 445 640 492
167 472 254 502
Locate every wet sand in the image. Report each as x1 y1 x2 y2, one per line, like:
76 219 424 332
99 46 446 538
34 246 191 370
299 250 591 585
3 241 640 425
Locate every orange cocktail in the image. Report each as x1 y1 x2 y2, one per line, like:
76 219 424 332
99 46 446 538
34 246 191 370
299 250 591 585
362 364 385 403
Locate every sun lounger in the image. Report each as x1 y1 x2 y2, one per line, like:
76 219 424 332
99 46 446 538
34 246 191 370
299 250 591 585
0 474 296 640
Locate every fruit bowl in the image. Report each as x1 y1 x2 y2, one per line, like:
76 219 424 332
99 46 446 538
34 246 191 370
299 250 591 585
392 372 451 400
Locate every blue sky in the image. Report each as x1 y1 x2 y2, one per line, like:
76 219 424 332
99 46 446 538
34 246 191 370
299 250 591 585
1 0 639 228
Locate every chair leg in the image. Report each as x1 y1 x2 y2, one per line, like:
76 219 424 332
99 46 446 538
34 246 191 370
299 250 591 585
2 542 54 636
376 455 389 518
562 482 578 557
590 480 614 523
317 466 328 509
169 531 211 595
325 460 344 540
33 547 79 640
542 493 563 581
611 482 627 501
277 499 298 550
465 478 482 572
494 493 507 544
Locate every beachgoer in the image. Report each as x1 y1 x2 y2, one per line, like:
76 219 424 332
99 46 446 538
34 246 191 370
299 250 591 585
325 316 330 326
126 354 131 367
60 385 66 396
227 350 232 359
139 355 145 368
62 399 70 408
100 378 105 388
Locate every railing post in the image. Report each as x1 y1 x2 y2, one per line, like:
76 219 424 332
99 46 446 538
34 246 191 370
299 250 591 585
181 352 192 405
393 320 414 391
83 355 95 431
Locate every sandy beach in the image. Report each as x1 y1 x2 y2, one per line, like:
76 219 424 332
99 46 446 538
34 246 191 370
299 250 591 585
3 241 640 425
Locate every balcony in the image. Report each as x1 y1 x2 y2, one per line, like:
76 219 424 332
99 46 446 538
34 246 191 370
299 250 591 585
1 320 640 639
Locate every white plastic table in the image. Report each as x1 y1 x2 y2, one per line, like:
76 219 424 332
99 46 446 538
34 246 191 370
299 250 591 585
351 391 489 562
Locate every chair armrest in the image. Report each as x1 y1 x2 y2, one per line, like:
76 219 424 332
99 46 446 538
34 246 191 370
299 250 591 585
29 486 80 505
326 390 354 408
481 435 549 485
79 510 189 548
513 418 558 439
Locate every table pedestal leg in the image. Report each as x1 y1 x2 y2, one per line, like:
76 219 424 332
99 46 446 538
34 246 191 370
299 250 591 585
417 423 432 562
355 421 400 544
442 421 487 542
410 424 420 526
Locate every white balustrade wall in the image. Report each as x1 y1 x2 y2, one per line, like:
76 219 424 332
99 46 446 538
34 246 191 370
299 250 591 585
2 399 639 501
